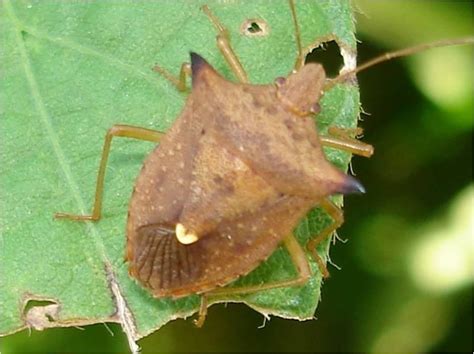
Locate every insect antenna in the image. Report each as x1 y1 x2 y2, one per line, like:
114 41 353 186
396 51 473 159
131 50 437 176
324 37 474 91
288 0 304 71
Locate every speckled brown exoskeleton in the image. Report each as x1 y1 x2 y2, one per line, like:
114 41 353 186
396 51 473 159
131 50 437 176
55 1 473 326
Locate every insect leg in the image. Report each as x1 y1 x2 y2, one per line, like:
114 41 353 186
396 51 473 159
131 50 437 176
153 62 191 92
320 126 374 157
191 233 311 327
201 5 249 83
306 198 344 278
55 124 164 221
214 233 311 295
193 295 208 328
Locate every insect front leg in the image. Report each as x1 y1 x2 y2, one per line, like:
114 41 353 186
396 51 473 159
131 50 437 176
201 5 249 83
320 126 374 157
306 198 344 278
193 233 311 327
154 4 250 90
55 124 164 222
153 62 192 92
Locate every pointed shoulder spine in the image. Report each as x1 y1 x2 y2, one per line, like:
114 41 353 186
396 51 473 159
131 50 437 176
190 52 209 80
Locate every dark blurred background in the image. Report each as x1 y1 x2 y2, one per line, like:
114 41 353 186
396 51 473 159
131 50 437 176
2 1 472 353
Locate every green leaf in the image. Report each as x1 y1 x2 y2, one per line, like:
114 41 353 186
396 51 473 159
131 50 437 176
0 0 358 347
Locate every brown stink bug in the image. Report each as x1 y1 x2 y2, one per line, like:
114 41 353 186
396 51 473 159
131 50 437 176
55 1 474 327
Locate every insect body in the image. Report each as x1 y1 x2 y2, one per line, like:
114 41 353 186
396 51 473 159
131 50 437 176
126 53 364 298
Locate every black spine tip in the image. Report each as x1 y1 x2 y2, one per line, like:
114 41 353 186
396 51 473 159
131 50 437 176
340 175 366 195
190 52 208 77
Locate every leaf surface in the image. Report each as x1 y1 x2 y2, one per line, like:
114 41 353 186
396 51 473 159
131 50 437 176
0 0 358 343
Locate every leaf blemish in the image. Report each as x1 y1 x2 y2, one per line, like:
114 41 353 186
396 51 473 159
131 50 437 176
20 29 28 40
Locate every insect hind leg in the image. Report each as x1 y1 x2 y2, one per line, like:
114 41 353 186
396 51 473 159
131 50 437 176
193 233 311 327
306 198 344 278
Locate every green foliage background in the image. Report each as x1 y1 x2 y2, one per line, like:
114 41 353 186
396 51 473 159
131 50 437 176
1 0 472 353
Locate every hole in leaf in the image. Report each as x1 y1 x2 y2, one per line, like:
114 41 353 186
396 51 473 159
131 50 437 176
305 40 343 78
241 19 269 37
23 298 60 330
247 22 262 33
23 299 57 314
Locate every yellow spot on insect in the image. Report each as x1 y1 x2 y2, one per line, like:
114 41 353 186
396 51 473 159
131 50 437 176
176 223 199 244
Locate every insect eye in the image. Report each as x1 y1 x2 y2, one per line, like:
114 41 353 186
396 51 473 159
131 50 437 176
274 77 286 86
